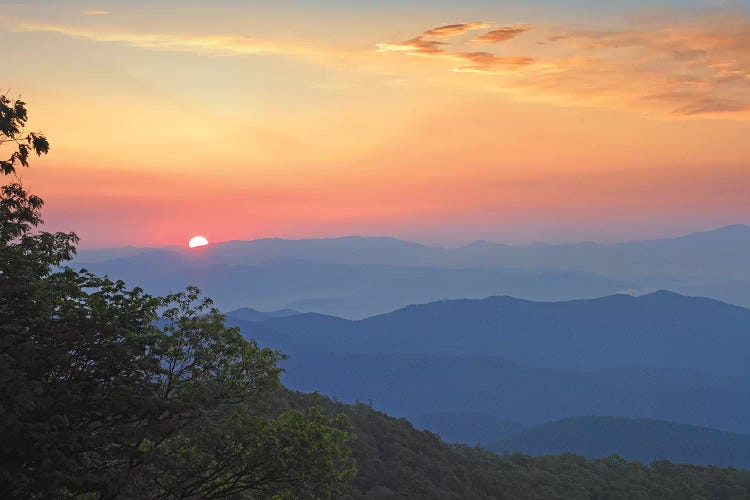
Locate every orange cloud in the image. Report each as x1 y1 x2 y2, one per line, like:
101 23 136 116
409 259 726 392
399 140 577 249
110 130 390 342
376 37 446 55
8 20 361 67
423 22 492 38
377 22 535 72
377 22 491 56
452 53 535 72
530 18 750 117
470 25 531 44
673 97 750 116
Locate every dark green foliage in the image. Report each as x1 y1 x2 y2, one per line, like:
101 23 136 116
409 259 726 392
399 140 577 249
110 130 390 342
0 96 355 499
0 95 49 175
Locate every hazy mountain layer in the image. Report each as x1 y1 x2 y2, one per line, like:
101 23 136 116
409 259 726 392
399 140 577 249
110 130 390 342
279 352 750 434
79 257 629 318
232 291 750 376
73 225 750 314
410 412 525 445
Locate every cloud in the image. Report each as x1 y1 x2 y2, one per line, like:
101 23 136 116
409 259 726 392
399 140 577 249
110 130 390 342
452 52 535 72
82 9 109 16
376 37 446 55
673 97 750 116
470 25 531 44
423 22 492 38
377 22 491 56
531 18 750 117
377 22 535 72
7 20 361 67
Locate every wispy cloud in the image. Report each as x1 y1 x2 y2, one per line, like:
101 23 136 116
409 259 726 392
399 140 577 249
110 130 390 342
377 22 535 73
423 22 492 38
376 37 446 55
81 9 109 16
7 20 363 68
376 23 491 57
533 17 750 117
470 25 530 44
15 22 312 56
452 53 535 72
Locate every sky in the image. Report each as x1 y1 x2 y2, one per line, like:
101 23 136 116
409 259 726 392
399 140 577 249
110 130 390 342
3 0 750 247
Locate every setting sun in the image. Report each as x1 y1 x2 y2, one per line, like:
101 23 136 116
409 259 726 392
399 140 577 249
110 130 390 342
188 235 208 248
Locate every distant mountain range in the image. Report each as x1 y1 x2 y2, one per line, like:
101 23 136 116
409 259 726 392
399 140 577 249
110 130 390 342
490 417 750 469
75 224 750 278
71 224 750 316
228 291 750 376
76 256 631 318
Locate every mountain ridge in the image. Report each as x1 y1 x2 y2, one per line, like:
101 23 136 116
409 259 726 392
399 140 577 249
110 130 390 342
74 224 750 257
241 291 750 376
71 224 750 313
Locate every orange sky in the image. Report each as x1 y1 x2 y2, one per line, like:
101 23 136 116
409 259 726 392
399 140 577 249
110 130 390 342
3 1 750 246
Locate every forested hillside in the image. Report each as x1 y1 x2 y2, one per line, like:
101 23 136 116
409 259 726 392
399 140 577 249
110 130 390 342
276 391 750 499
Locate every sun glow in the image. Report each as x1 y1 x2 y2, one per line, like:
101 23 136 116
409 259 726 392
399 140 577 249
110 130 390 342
188 235 209 248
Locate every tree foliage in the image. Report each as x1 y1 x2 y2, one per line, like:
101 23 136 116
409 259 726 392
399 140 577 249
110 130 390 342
0 94 49 176
0 96 355 499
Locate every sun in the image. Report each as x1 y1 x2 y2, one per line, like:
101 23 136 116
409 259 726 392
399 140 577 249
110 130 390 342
188 235 209 248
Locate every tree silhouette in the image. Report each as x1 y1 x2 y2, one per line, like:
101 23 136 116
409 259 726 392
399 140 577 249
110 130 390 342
0 95 355 499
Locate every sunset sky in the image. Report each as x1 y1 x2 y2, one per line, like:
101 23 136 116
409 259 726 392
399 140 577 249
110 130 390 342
3 0 750 247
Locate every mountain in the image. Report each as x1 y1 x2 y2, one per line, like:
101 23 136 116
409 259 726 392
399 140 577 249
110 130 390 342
241 292 750 434
237 291 750 376
224 307 300 322
73 246 160 263
451 224 750 281
490 417 750 469
280 352 750 434
74 225 750 275
410 412 525 446
71 224 750 312
74 257 628 318
186 236 436 267
277 390 750 498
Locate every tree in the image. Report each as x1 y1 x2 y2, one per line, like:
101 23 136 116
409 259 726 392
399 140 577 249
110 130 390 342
0 95 355 499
